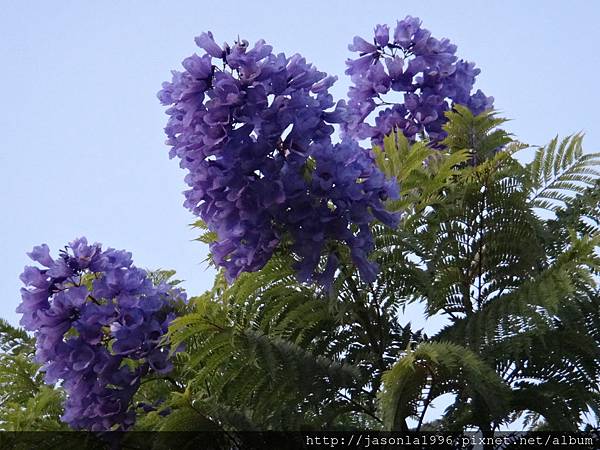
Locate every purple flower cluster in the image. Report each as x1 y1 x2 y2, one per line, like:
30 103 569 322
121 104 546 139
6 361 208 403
17 238 185 431
283 139 399 284
158 32 398 284
343 16 494 144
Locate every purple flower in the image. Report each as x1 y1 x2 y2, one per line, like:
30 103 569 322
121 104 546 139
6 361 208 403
374 24 390 47
16 239 186 431
348 36 378 54
27 244 54 267
343 16 494 145
393 16 422 47
468 89 494 116
194 31 224 58
159 32 399 284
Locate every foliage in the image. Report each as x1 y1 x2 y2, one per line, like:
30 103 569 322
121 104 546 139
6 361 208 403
525 133 600 212
5 107 600 435
161 108 600 434
0 319 66 431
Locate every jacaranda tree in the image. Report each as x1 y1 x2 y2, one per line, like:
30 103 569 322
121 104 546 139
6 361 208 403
3 15 599 442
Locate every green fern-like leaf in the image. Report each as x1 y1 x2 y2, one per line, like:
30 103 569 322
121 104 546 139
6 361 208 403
379 342 510 431
525 134 600 212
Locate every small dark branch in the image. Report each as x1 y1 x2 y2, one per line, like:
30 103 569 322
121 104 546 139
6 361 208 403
476 171 492 310
461 275 473 317
204 317 226 332
369 284 387 370
339 391 383 425
476 205 485 310
87 294 101 305
356 304 387 378
416 365 436 432
442 307 458 320
187 398 239 446
139 375 184 392
339 262 387 391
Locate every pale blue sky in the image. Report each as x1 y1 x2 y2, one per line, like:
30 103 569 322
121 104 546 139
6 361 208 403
1 0 599 325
